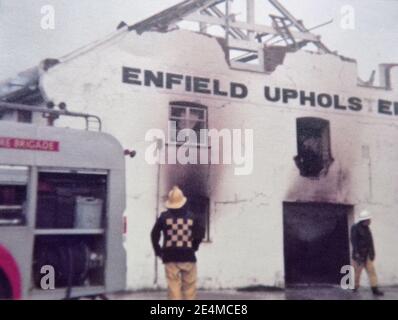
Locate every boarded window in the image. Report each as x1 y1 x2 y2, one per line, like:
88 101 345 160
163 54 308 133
294 117 333 177
169 102 207 145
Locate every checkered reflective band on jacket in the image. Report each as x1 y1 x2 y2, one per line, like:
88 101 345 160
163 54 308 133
151 208 205 263
165 217 194 248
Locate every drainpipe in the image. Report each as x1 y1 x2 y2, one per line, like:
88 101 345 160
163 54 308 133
368 155 373 201
362 145 373 201
154 138 163 287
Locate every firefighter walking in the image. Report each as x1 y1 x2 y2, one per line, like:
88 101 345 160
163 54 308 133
351 210 384 296
151 186 204 300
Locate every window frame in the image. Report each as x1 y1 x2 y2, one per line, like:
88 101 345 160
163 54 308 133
168 101 208 147
36 169 109 230
0 165 29 227
295 117 334 178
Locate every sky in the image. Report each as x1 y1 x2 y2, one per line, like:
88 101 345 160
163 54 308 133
0 0 397 82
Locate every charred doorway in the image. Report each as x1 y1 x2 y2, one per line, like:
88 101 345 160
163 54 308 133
162 162 211 241
283 202 352 286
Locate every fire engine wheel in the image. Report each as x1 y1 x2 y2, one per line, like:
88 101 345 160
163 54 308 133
0 270 12 300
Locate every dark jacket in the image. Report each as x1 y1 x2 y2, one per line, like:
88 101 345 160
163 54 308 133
151 206 205 263
351 222 375 263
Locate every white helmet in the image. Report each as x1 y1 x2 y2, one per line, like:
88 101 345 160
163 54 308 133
358 210 372 222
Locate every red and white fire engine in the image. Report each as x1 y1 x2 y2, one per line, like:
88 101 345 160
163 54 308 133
0 102 127 299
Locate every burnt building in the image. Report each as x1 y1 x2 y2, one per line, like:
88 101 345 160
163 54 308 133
2 0 398 290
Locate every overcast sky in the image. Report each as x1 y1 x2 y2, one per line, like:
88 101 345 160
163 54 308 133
0 0 397 81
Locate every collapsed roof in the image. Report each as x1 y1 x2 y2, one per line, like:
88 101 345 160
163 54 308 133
128 0 333 73
0 0 390 106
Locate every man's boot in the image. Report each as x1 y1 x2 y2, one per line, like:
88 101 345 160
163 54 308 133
371 287 384 296
349 286 358 293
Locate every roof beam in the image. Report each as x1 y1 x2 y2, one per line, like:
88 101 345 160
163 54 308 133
129 0 225 33
268 0 331 53
185 13 319 42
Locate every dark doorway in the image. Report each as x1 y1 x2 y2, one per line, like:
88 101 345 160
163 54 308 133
187 195 210 242
283 202 352 286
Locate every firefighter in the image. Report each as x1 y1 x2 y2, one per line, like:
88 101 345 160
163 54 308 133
351 210 384 296
151 186 204 300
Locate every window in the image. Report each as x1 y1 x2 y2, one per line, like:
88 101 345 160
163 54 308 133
17 110 33 123
169 102 208 146
36 171 107 229
0 166 28 226
294 117 333 178
0 111 32 123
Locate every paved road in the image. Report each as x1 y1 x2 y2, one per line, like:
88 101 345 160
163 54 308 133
111 286 398 300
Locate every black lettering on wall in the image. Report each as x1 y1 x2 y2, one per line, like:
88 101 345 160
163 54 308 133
166 73 184 89
394 102 398 115
282 89 298 103
122 67 142 85
348 97 362 112
213 80 228 97
193 77 211 94
185 76 193 92
264 86 281 102
231 83 248 99
317 94 333 108
144 70 164 88
378 99 392 115
333 95 347 110
120 67 397 119
300 91 316 107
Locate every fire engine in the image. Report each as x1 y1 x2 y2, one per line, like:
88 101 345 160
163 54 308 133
0 102 127 299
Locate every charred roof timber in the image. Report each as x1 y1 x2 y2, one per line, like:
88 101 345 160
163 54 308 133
128 0 332 73
0 0 397 104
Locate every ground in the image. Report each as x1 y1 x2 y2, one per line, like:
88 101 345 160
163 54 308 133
110 286 398 300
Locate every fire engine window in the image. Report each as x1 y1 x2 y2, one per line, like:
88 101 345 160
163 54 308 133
0 166 28 226
169 102 207 145
36 172 107 229
294 117 333 178
0 186 27 226
17 110 33 123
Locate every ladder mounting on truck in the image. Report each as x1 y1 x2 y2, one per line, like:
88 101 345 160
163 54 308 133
0 101 102 131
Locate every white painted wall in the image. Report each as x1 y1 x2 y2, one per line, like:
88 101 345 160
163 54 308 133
40 29 398 289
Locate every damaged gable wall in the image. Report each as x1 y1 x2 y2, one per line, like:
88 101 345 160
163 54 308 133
40 29 398 289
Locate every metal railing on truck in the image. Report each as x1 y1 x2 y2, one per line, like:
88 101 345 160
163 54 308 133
0 101 102 131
